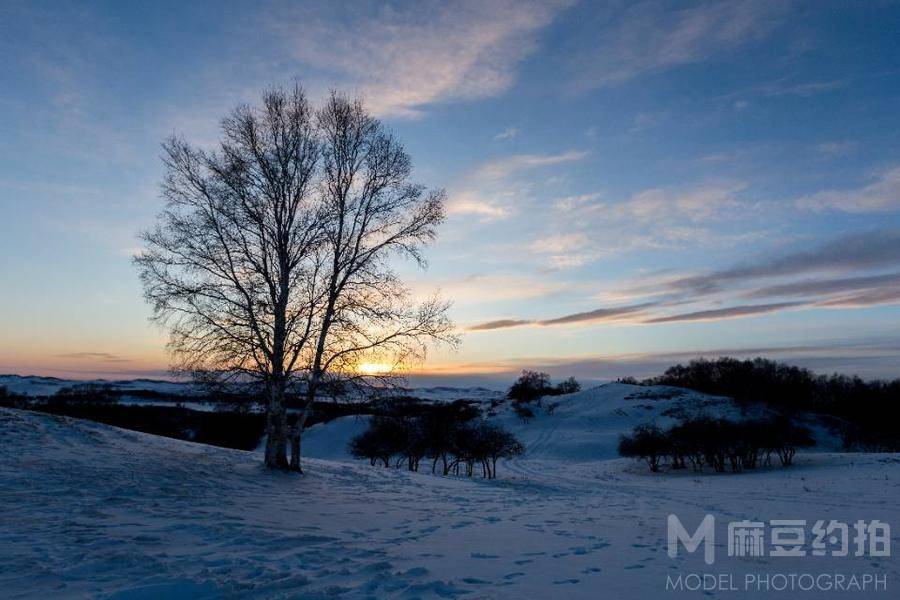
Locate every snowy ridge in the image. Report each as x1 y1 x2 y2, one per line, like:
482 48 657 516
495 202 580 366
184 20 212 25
303 382 824 463
0 374 198 397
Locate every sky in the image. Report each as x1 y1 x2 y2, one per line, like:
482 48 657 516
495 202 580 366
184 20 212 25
2 0 900 385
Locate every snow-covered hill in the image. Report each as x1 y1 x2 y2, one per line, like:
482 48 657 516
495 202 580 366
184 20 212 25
303 382 842 462
2 386 897 599
0 374 199 397
0 374 504 403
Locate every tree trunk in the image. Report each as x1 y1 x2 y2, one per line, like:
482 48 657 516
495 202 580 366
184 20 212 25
264 379 289 470
289 422 302 473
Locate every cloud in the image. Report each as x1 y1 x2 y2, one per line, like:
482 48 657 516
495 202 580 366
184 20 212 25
816 287 900 309
530 180 755 270
447 150 587 219
468 319 534 331
53 352 131 363
493 127 520 141
412 274 567 305
645 301 804 324
445 190 511 219
527 232 595 269
649 229 900 297
569 0 791 90
813 140 856 159
745 272 900 300
611 180 748 223
529 232 589 254
473 150 587 180
412 339 900 382
540 303 654 326
553 193 603 211
796 166 900 213
272 1 572 118
468 302 655 331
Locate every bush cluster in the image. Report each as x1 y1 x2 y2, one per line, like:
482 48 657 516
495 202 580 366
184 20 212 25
507 370 580 405
645 357 900 451
349 413 523 479
618 417 814 473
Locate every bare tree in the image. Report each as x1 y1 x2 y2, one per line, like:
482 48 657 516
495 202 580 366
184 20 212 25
291 93 457 472
136 85 456 471
136 85 321 469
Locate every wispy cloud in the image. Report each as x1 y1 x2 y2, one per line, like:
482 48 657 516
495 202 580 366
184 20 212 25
813 140 856 159
468 319 534 331
493 127 520 141
645 301 803 324
53 352 131 363
640 229 900 298
447 150 587 219
745 272 900 300
468 302 655 331
412 274 568 305
540 303 655 326
605 229 900 324
568 0 791 91
528 180 756 270
797 166 900 213
610 180 748 223
473 150 587 181
529 232 589 254
416 339 900 381
271 1 572 118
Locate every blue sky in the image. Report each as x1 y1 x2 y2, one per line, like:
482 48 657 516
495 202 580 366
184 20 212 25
2 0 900 383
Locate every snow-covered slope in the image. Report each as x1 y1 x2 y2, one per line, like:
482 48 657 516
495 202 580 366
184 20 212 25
0 374 198 397
3 392 896 598
302 383 817 463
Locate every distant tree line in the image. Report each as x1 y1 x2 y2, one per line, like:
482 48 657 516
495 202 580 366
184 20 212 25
619 416 814 473
349 404 523 479
634 358 899 451
0 384 370 451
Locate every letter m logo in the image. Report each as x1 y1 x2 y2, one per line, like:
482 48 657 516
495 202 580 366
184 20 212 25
668 514 715 565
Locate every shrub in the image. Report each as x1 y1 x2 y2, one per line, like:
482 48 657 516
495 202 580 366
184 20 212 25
507 370 553 404
555 377 581 395
349 415 524 479
618 424 669 472
620 417 815 473
645 357 900 451
513 403 535 424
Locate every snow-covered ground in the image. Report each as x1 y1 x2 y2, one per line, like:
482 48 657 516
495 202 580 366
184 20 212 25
0 374 199 397
2 384 898 599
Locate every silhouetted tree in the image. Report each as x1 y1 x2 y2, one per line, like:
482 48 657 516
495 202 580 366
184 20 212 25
555 376 581 395
508 370 552 404
618 424 668 472
136 85 456 471
296 92 457 472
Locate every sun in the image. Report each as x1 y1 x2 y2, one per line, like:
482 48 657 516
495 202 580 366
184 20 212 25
357 362 392 375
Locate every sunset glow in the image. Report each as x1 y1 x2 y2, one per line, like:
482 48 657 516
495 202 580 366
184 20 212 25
356 362 393 376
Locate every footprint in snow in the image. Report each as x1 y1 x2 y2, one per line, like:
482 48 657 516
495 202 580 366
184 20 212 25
470 552 499 559
553 578 580 585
